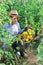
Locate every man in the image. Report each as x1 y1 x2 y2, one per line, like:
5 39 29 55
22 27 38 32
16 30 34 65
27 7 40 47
4 10 26 36
3 10 28 57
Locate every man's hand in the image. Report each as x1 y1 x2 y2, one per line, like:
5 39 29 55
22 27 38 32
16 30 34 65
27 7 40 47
24 27 28 31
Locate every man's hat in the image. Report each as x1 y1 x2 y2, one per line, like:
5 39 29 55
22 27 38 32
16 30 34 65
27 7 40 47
9 10 18 17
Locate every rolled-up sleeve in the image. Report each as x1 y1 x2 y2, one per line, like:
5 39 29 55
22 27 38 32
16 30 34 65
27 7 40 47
3 23 11 32
3 23 10 29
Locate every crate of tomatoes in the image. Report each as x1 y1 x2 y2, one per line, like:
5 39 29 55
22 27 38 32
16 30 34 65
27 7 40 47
17 28 36 49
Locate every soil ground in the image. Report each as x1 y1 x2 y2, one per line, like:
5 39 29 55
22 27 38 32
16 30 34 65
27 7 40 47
19 49 38 65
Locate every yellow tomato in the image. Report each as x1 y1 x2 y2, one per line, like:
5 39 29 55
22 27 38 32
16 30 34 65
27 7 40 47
22 32 26 34
25 38 30 43
27 29 32 32
31 30 35 34
27 35 30 39
25 38 29 42
29 32 32 35
22 32 28 37
29 36 33 40
23 35 26 38
23 32 28 34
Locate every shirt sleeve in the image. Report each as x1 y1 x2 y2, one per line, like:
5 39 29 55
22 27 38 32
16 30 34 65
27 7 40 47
3 23 10 29
3 23 11 32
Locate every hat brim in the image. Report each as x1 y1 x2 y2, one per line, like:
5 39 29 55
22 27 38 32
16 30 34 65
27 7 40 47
11 14 18 16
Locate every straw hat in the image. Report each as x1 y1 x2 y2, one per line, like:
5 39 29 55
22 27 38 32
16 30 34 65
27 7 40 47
9 10 18 17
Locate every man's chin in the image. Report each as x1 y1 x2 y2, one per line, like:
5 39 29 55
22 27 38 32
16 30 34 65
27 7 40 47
12 22 17 25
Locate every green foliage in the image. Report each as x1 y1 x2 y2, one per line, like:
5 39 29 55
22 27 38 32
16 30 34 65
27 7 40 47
0 0 43 65
0 48 16 65
0 0 43 43
37 36 43 65
0 0 43 28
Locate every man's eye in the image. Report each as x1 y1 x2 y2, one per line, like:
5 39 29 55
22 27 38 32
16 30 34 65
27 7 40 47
14 18 16 19
14 18 15 19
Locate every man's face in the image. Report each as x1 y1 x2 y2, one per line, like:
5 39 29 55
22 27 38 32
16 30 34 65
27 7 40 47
11 15 18 24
